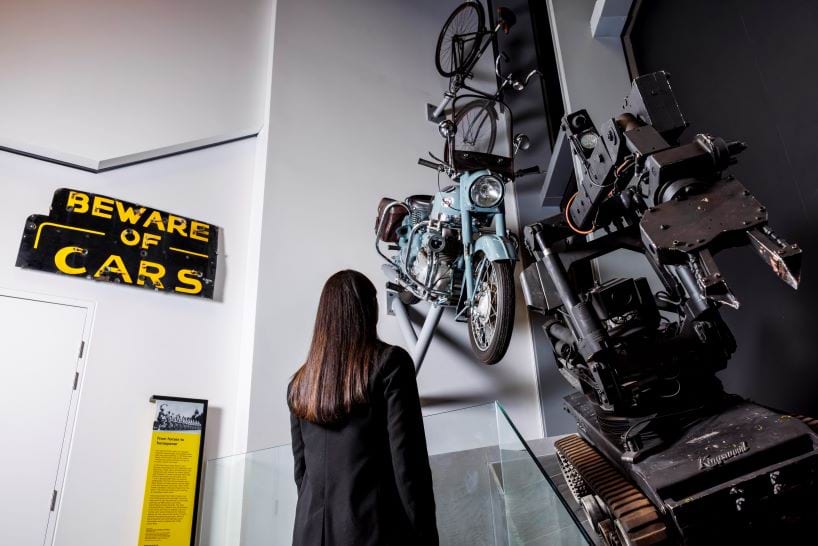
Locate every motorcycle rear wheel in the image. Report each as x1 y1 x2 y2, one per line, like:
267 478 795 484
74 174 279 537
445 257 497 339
468 256 515 364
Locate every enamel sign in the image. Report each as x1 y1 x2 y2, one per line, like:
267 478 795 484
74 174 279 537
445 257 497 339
16 189 218 298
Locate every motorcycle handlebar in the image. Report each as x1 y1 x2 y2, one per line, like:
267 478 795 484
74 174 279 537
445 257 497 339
418 158 443 171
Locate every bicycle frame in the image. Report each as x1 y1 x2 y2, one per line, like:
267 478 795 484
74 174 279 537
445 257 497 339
432 19 504 119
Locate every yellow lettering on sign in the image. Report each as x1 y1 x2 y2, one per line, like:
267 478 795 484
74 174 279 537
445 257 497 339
176 269 202 294
142 210 166 232
142 232 161 250
116 201 146 224
54 246 87 275
138 261 166 289
189 221 210 242
167 215 188 237
94 254 133 284
91 196 114 219
67 191 89 214
121 229 140 246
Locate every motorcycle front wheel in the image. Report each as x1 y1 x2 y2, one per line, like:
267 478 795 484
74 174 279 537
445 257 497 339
468 256 515 364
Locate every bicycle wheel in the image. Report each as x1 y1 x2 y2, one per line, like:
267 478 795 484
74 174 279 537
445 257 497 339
444 99 498 161
435 2 485 78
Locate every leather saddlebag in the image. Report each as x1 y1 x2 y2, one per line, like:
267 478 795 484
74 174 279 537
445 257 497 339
376 198 408 243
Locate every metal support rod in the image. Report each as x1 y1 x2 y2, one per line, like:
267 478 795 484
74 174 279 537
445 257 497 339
386 287 445 375
412 304 445 375
391 295 418 345
432 91 455 121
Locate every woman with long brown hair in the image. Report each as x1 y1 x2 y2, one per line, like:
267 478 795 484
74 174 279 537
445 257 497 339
288 270 439 545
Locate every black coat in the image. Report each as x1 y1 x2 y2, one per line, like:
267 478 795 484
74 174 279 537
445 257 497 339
289 345 439 546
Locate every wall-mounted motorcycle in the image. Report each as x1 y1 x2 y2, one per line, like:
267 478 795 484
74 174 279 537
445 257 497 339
375 96 538 365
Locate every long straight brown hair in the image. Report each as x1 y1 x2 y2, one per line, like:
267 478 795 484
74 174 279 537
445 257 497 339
289 270 381 424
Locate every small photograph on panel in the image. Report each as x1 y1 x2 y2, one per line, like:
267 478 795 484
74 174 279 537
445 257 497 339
152 400 205 433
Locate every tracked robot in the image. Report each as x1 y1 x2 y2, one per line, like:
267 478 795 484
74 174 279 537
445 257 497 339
520 71 815 544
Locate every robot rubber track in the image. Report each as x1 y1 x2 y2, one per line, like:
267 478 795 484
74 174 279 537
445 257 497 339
556 415 818 545
555 435 669 545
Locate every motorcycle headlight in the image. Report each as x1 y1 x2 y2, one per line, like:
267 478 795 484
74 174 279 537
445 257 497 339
469 175 504 208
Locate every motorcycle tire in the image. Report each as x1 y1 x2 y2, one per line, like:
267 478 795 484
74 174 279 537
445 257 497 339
468 257 515 365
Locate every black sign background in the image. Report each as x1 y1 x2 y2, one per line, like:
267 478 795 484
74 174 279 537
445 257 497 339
16 188 218 298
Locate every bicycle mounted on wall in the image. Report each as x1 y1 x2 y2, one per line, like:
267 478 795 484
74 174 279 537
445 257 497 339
376 1 542 370
428 1 542 124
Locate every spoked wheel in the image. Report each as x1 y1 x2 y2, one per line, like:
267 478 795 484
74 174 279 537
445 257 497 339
468 255 514 364
444 99 498 162
435 2 485 77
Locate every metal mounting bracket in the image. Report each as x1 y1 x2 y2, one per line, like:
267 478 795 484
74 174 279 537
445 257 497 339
386 286 445 375
539 126 574 207
426 103 447 124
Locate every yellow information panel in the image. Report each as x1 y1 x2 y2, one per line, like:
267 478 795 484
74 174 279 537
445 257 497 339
138 396 208 546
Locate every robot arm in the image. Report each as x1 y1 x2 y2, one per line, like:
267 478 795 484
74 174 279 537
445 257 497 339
521 71 801 413
563 71 800 301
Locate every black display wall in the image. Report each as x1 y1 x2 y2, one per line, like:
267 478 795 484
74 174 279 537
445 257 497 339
627 0 818 415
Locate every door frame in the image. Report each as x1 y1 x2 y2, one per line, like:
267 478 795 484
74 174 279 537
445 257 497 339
0 287 96 546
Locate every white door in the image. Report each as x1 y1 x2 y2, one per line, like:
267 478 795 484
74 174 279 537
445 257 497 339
0 293 90 546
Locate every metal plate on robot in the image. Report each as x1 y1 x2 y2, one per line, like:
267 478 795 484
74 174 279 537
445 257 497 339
640 178 767 264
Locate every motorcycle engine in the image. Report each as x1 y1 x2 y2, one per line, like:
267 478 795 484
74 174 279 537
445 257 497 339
412 224 461 295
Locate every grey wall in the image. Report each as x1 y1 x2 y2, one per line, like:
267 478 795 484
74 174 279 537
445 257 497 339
245 0 545 451
627 0 818 416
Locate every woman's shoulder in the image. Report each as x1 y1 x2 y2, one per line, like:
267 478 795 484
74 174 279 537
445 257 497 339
377 343 412 366
372 343 414 381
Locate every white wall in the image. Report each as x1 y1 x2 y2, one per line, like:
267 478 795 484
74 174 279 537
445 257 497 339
0 138 260 545
0 0 272 169
246 0 544 452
